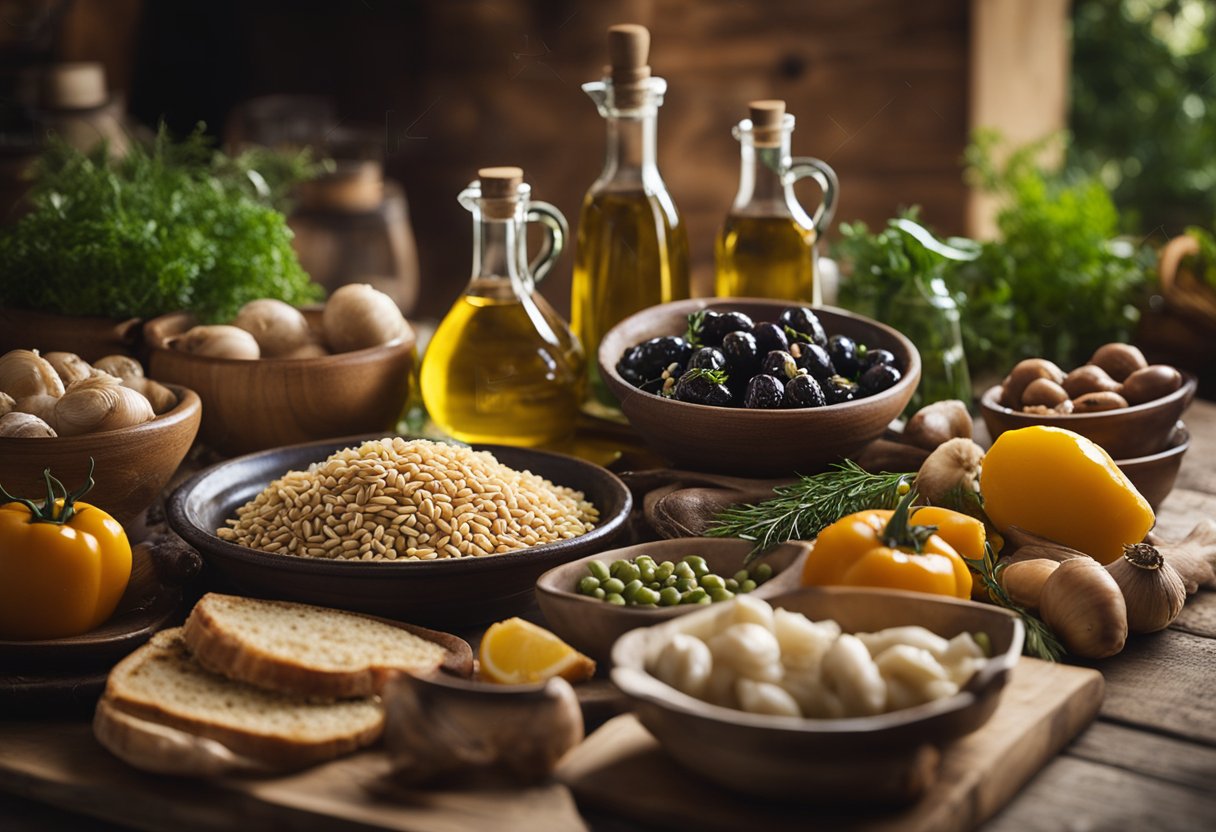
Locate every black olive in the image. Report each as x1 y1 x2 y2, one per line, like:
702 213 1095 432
828 334 860 377
743 374 784 409
791 341 835 382
702 311 754 346
859 364 902 396
760 350 798 380
864 348 897 370
822 374 858 404
630 336 692 379
619 366 646 388
617 344 644 374
779 307 827 347
674 369 733 407
783 373 827 408
688 346 727 372
752 322 789 355
721 331 760 374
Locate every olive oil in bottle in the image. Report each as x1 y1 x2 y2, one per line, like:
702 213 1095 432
572 24 690 414
714 101 838 304
421 168 583 446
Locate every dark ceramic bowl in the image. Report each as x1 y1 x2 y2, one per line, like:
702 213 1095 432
1116 420 1189 510
535 538 812 663
598 298 921 477
979 373 1196 460
612 587 1023 803
167 436 632 627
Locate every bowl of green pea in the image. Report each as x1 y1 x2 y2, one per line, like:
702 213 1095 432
535 537 812 663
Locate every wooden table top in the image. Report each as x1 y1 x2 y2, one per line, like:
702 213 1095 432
4 400 1216 831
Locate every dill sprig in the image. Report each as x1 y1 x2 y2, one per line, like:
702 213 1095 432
707 461 909 560
964 542 1064 662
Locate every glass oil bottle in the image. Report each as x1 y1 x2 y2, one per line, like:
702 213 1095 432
421 167 584 446
715 100 838 304
572 23 690 415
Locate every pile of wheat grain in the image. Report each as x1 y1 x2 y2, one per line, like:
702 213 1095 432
216 438 598 561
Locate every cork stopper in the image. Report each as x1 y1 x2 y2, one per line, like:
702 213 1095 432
478 166 524 219
606 24 652 108
40 62 108 110
749 100 787 147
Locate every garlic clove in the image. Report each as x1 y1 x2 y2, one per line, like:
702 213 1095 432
0 391 13 417
174 326 261 360
322 283 410 353
0 349 66 399
1106 543 1186 634
233 299 313 358
999 558 1059 611
13 393 60 431
44 352 97 387
55 375 155 436
903 399 974 451
914 437 984 511
0 411 57 438
93 355 146 384
1040 557 1127 658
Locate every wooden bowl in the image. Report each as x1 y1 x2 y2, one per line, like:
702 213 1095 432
979 373 1196 460
167 436 632 628
535 538 811 663
0 384 201 526
0 307 143 362
144 310 416 456
598 298 921 477
611 587 1023 804
1116 420 1189 511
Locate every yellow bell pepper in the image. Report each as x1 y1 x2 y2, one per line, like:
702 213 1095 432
0 462 132 640
801 494 974 599
981 426 1153 564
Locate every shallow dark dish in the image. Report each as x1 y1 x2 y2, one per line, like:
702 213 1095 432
612 586 1022 803
598 298 921 477
167 435 632 627
979 373 1196 460
1116 421 1189 511
536 538 811 663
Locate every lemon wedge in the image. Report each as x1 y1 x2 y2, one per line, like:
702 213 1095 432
478 617 596 685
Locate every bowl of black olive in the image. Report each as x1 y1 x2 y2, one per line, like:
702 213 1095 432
599 298 920 476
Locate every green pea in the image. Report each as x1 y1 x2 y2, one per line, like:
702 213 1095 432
699 573 726 591
682 588 708 605
656 561 675 581
588 560 611 582
639 564 657 584
609 559 630 578
725 578 739 592
753 563 773 581
578 576 601 595
659 587 681 606
733 569 750 584
739 579 757 593
605 593 626 606
634 586 661 605
683 556 710 577
617 561 641 583
675 577 696 593
602 577 625 595
622 579 644 602
674 561 695 580
635 555 657 569
709 587 735 603
592 587 606 600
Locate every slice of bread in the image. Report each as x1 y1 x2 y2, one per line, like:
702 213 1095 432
103 628 383 769
182 593 469 698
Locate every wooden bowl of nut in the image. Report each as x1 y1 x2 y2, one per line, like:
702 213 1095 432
145 287 416 456
598 298 921 477
167 434 632 628
979 343 1196 460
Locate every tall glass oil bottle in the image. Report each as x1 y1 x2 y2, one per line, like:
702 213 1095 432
572 23 690 414
421 167 584 446
715 100 838 304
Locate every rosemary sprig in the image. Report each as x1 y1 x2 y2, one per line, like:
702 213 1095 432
964 542 1064 662
684 310 708 349
707 461 909 561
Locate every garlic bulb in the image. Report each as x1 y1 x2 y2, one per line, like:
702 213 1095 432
233 299 313 357
1107 543 1186 634
14 393 60 430
44 352 98 387
1039 557 1128 658
322 283 410 353
0 391 14 417
92 355 177 414
174 326 261 360
0 349 66 399
55 375 155 436
0 411 57 438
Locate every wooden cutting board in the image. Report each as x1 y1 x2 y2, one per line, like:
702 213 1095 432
557 658 1104 832
0 719 586 832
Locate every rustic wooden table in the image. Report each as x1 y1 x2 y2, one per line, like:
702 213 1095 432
3 401 1215 831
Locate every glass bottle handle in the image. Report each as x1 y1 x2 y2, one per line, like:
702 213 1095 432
523 201 568 286
786 157 839 234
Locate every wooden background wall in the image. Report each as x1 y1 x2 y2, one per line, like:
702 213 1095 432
52 0 1067 320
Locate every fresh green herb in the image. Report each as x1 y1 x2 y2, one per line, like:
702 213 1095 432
964 542 1064 662
684 310 708 349
0 125 323 322
707 461 909 560
680 367 728 385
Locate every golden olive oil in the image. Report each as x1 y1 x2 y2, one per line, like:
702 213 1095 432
715 214 818 303
572 190 690 405
421 286 583 447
